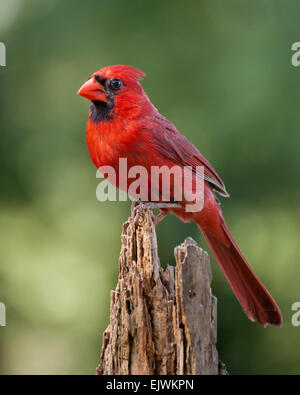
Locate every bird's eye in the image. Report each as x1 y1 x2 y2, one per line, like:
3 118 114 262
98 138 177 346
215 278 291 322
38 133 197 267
110 78 122 90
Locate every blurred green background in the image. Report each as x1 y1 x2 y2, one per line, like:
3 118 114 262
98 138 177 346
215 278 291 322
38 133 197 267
0 0 300 374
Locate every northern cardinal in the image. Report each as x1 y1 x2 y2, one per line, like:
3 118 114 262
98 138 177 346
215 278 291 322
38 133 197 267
78 65 282 327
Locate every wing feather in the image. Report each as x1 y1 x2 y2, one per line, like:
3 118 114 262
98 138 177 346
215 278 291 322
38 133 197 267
148 114 229 197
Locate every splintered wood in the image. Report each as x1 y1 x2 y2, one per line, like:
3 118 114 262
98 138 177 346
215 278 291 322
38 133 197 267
97 207 219 375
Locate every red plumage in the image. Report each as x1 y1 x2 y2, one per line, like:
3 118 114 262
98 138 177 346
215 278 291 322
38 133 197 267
78 65 282 327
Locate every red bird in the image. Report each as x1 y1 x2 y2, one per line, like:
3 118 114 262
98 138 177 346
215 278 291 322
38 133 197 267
78 65 282 327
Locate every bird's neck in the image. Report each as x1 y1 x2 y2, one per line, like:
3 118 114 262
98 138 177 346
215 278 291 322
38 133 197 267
86 115 142 170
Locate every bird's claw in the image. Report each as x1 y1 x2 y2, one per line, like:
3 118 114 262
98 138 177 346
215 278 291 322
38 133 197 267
133 202 180 226
134 203 157 225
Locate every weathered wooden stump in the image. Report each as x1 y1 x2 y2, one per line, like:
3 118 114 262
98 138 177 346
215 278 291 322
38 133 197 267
97 205 223 375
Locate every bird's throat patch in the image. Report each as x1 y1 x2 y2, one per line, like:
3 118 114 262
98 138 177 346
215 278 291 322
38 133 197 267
90 100 114 123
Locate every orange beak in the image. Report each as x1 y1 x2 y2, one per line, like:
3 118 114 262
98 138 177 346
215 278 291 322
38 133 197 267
77 77 108 102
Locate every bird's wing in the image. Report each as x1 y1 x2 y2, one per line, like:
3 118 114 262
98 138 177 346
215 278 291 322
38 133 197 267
147 114 229 197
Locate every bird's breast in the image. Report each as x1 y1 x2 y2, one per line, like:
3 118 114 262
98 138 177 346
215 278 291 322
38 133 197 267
86 118 147 170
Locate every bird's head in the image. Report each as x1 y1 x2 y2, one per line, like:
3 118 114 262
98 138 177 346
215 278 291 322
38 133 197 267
78 65 152 122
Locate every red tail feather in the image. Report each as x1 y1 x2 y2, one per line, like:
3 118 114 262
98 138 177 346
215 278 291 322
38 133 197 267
199 221 282 327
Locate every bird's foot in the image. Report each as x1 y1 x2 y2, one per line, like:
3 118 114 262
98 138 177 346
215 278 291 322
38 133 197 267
133 202 181 226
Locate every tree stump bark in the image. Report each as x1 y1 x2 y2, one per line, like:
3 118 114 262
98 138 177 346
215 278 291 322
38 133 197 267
96 205 221 375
